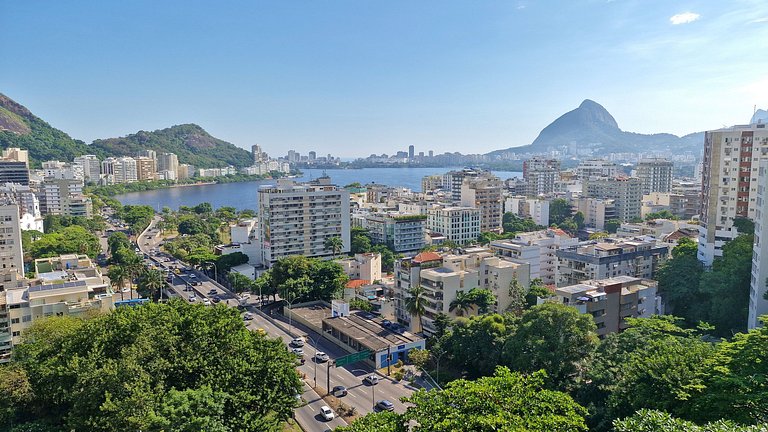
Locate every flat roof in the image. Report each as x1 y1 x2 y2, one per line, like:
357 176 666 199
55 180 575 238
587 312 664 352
292 305 422 352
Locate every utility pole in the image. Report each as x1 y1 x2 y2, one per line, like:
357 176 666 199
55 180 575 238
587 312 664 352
387 345 391 376
327 361 331 395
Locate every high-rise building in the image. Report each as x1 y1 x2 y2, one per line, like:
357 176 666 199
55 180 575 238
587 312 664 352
699 123 768 264
135 157 157 181
257 176 350 266
523 157 560 197
421 175 444 193
157 152 179 176
39 178 92 217
101 157 138 184
365 212 426 253
177 164 194 180
444 168 481 201
636 158 673 194
460 175 503 233
0 161 29 185
748 158 768 329
0 202 26 361
428 150 434 158
308 151 317 161
408 145 415 160
576 159 619 179
583 176 642 222
490 228 578 286
138 149 157 160
426 206 480 245
1 148 28 167
73 155 101 182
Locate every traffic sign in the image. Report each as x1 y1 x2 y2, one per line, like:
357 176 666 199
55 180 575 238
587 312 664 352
334 350 370 367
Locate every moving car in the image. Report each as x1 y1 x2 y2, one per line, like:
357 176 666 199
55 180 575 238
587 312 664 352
375 400 395 412
188 295 197 302
320 405 335 421
291 347 304 356
314 351 329 363
212 296 221 303
290 337 305 348
243 312 253 321
332 385 347 397
202 298 211 306
364 374 379 385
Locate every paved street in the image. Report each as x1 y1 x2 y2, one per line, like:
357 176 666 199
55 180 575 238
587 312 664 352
134 216 419 431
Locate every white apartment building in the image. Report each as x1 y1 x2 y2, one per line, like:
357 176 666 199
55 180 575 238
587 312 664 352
556 238 669 287
0 203 31 361
101 157 138 184
504 196 550 227
73 155 101 182
583 176 643 222
365 212 426 253
257 177 350 266
576 159 619 179
699 123 768 265
426 206 481 245
636 158 673 195
461 175 503 233
490 228 578 285
39 178 92 217
42 160 80 180
748 159 768 329
339 253 382 282
573 197 617 231
394 250 530 335
523 157 560 197
157 152 179 176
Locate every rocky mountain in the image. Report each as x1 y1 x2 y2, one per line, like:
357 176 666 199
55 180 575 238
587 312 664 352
90 124 253 168
0 92 253 168
487 99 704 158
0 93 91 165
752 109 768 125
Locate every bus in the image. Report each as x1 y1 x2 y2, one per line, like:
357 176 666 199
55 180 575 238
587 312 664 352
114 298 150 308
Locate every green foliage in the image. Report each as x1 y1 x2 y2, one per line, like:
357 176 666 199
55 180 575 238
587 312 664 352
431 313 452 340
604 219 622 234
371 244 397 272
89 124 253 168
263 255 348 302
7 301 302 431
407 348 431 369
404 285 428 334
445 313 517 378
25 226 101 260
107 231 131 257
216 252 248 272
549 198 573 226
645 210 679 220
525 279 552 307
137 268 166 300
614 409 764 432
116 204 155 234
164 234 214 261
335 411 406 432
351 227 372 254
324 236 344 257
43 214 105 233
502 303 598 390
732 217 755 235
348 297 373 312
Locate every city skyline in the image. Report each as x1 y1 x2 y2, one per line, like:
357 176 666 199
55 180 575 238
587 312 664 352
2 1 768 157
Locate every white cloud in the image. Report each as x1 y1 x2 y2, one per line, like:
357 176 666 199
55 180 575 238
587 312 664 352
750 17 768 24
670 12 701 25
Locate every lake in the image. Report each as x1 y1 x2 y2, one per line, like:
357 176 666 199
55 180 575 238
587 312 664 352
115 167 522 211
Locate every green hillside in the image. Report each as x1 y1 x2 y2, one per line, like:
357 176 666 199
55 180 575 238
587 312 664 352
90 124 253 168
0 93 91 166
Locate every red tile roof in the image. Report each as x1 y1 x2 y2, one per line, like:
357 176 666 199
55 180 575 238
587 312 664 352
345 279 370 289
412 251 442 263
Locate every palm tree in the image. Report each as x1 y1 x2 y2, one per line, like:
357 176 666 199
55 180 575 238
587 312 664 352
138 269 165 301
123 254 144 300
107 266 127 301
324 236 343 258
449 290 473 317
404 285 428 334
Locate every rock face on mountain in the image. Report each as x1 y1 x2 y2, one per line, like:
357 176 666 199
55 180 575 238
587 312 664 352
90 124 253 168
488 99 704 158
0 92 252 168
752 109 768 125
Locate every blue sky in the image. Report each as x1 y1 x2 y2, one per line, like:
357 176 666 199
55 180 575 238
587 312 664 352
2 1 767 157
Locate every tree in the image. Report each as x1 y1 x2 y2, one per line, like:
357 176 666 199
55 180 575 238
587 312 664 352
448 290 473 317
604 219 621 234
348 297 373 312
502 303 598 390
407 348 430 370
431 313 452 340
193 202 213 214
525 279 551 308
656 237 706 324
7 301 302 431
503 212 543 234
644 210 678 221
404 285 428 333
468 288 495 313
444 313 517 378
549 198 573 226
26 226 101 259
227 272 252 295
107 232 131 257
507 279 526 315
107 265 127 300
614 409 764 432
137 268 166 301
589 231 609 240
335 411 406 432
351 231 372 254
324 236 343 258
216 252 248 273
410 367 587 431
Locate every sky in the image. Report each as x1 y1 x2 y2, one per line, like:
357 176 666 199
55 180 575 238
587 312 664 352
2 1 768 158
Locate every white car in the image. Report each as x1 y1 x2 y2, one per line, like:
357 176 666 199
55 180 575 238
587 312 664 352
188 295 197 302
314 351 329 362
121 287 130 293
202 298 211 306
364 374 379 385
291 347 304 356
290 337 305 347
320 405 335 421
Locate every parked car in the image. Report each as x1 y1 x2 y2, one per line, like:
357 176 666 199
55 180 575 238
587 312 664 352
320 405 335 421
332 385 347 397
202 298 211 306
208 288 218 295
290 337 305 347
314 351 329 363
188 295 197 302
212 296 221 303
364 374 379 385
375 400 395 412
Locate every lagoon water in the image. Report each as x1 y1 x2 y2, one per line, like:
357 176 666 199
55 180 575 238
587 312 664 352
116 167 522 211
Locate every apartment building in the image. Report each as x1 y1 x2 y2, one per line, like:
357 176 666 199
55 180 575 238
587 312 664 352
395 250 530 335
461 175 503 233
556 238 668 287
39 178 92 217
523 157 560 197
444 168 482 201
42 160 79 180
0 203 31 361
73 155 101 182
421 175 444 193
157 152 179 176
556 276 661 337
426 206 481 245
748 159 768 329
576 159 619 179
636 158 673 194
365 212 426 253
490 228 578 285
101 157 138 184
1 148 28 166
177 164 194 180
573 197 617 230
504 196 550 227
135 156 157 181
0 161 30 186
583 176 642 222
699 123 768 265
339 253 382 283
256 177 350 267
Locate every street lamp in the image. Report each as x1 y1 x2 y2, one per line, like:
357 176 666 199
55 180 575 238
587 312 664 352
433 348 447 390
284 295 302 337
305 334 321 389
203 261 218 282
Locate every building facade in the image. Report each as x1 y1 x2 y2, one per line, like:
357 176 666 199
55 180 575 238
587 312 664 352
365 213 426 253
583 176 642 222
426 206 481 245
460 175 503 233
636 158 673 195
748 159 768 329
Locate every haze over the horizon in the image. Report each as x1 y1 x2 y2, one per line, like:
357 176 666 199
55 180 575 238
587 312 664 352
1 1 767 158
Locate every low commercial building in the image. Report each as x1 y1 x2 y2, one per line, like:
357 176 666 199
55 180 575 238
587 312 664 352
555 276 662 336
556 238 668 287
290 302 425 368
